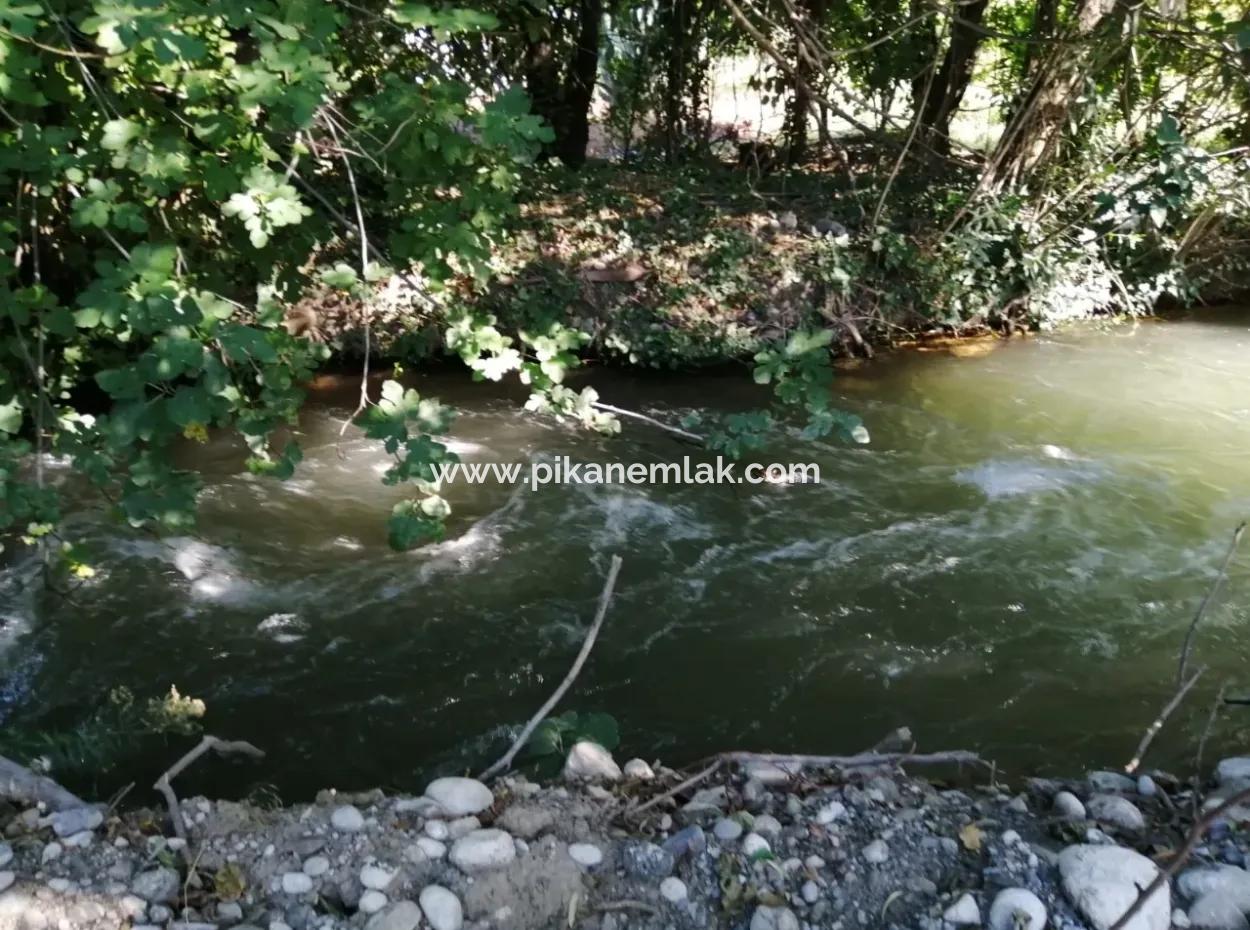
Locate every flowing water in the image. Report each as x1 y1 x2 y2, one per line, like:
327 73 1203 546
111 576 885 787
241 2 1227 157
4 312 1250 800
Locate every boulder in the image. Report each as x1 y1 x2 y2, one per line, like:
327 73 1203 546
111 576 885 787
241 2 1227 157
1059 844 1170 930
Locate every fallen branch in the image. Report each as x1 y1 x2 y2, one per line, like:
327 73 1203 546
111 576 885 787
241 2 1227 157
1177 521 1246 687
0 753 88 812
1125 665 1206 774
717 749 984 769
625 759 724 818
154 736 265 850
480 555 623 780
1108 784 1250 930
590 402 704 444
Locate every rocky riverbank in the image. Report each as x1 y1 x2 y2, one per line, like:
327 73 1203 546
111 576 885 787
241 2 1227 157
3 742 1250 930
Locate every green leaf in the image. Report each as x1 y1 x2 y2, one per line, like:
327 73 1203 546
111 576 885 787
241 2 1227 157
101 118 140 151
0 397 23 434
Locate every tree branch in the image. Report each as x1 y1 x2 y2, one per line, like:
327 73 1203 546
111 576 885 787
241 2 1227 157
480 555 623 780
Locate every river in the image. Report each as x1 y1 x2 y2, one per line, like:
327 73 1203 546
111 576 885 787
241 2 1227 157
3 311 1249 800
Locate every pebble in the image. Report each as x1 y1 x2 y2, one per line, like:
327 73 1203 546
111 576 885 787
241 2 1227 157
753 814 782 836
302 856 329 877
1176 908 1193 929
621 840 675 879
1089 771 1138 793
563 741 622 781
801 880 821 904
988 888 1047 930
446 816 480 839
419 885 464 930
1055 791 1087 820
742 833 771 858
282 872 314 895
1177 865 1250 905
448 829 516 872
63 830 93 848
816 801 847 824
1087 795 1147 832
359 890 388 915
1189 892 1248 930
50 807 103 838
216 901 243 922
0 872 13 893
41 841 62 864
132 866 180 903
1059 844 1170 930
1138 775 1159 797
1216 758 1250 785
0 844 11 869
661 825 705 861
361 864 396 890
330 805 365 832
414 837 446 860
660 877 688 903
714 818 744 842
862 839 889 864
944 893 981 925
424 820 450 840
423 777 493 817
751 904 801 930
365 900 423 930
1008 794 1029 813
623 759 655 780
568 843 603 869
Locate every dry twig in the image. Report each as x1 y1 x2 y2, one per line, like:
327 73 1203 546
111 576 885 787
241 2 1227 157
625 759 724 818
1177 522 1246 687
1125 665 1206 774
480 556 623 780
1109 784 1250 930
154 736 265 853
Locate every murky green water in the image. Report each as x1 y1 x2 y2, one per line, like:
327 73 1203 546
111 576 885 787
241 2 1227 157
4 312 1250 800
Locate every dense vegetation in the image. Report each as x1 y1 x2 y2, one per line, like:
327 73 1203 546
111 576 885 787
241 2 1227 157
2 0 1248 562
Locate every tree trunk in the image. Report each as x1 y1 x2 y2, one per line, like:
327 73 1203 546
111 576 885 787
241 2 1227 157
918 0 990 154
1020 0 1059 82
984 0 1121 190
785 0 824 163
521 0 602 168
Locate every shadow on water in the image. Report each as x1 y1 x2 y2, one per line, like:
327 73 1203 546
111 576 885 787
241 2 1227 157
4 310 1250 801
